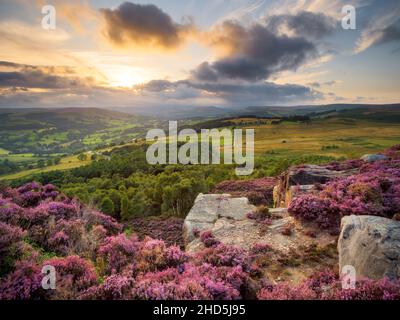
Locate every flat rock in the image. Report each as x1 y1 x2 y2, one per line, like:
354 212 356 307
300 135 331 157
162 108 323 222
183 193 255 243
338 215 400 280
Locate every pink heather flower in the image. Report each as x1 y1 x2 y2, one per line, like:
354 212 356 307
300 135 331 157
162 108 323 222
98 234 139 274
165 245 188 265
0 260 45 300
80 275 135 300
0 221 26 255
200 231 220 248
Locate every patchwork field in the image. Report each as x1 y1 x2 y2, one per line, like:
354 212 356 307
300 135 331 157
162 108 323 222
2 114 400 182
251 118 400 158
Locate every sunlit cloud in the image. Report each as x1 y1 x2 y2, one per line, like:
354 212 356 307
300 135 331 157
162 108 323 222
0 0 399 108
100 2 196 51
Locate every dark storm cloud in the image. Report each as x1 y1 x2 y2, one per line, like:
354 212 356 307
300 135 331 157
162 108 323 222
266 11 337 40
192 21 317 82
190 62 219 82
100 2 193 49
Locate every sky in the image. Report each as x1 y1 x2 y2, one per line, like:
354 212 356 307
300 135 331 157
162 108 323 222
0 0 399 110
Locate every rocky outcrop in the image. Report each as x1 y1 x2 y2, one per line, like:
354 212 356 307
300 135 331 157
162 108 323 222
338 215 400 280
360 154 388 162
184 194 336 255
274 165 357 207
183 194 255 244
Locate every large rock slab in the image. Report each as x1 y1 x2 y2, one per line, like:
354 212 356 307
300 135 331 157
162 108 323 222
338 215 400 280
183 193 255 243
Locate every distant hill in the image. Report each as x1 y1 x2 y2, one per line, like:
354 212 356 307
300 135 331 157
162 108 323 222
0 107 155 155
112 103 400 120
0 107 138 131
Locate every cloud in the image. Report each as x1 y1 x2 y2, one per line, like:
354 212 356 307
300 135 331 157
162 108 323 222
266 11 337 39
134 80 175 92
0 61 96 89
307 80 336 88
355 1 400 53
193 20 317 82
100 2 193 50
307 82 321 88
370 25 400 46
135 78 322 105
357 23 400 53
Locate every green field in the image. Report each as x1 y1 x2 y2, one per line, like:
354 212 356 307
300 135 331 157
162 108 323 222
0 153 92 180
251 118 400 159
0 148 10 155
2 115 400 182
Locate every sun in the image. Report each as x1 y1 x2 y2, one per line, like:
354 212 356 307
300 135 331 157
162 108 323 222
98 64 150 88
108 70 149 88
109 72 145 88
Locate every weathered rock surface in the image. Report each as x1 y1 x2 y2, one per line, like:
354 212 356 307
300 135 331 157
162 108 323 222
274 164 357 208
183 194 255 244
184 195 335 254
338 215 400 280
360 154 388 162
184 194 338 284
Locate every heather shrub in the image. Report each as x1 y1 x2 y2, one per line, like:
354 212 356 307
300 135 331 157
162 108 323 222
0 222 26 255
97 234 139 275
42 201 79 220
14 182 60 207
212 178 276 206
133 267 210 300
0 260 46 300
384 144 400 159
193 243 250 270
136 238 170 272
80 275 135 300
257 281 316 300
128 217 184 248
199 231 220 248
288 158 400 231
327 278 400 300
133 263 246 300
325 159 363 171
0 198 26 225
257 269 400 300
83 209 122 235
42 256 98 299
0 222 27 273
288 194 341 230
249 243 271 255
165 245 188 266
